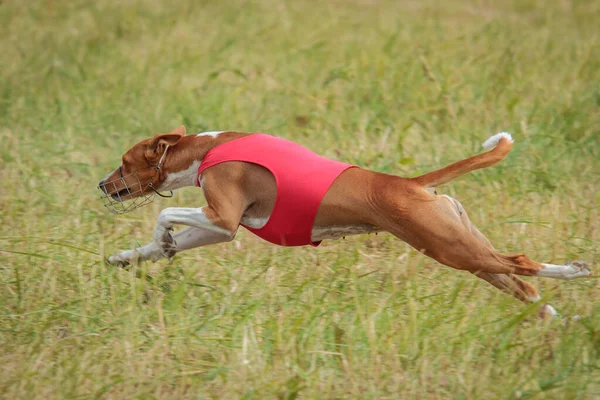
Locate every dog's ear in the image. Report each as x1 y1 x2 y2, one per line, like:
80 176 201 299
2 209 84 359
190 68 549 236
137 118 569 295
146 126 186 159
169 125 187 137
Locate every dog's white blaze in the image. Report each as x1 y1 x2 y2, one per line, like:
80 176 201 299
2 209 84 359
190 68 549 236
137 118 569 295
160 160 201 191
241 216 269 229
482 132 513 150
196 131 225 138
537 262 591 280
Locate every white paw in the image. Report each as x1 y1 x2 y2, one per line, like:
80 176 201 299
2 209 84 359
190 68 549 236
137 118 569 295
538 304 558 319
107 250 138 267
565 261 591 279
539 260 592 280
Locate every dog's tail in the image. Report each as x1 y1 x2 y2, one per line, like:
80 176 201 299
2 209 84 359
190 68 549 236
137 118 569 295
412 132 514 188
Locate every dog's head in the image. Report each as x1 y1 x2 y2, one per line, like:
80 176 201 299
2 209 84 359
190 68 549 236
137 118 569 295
98 126 186 213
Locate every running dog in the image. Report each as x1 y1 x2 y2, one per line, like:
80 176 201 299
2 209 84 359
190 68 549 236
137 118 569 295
98 126 591 316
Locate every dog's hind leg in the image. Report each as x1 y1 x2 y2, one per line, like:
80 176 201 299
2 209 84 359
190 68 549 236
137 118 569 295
376 187 589 315
472 272 539 303
378 192 539 275
441 196 543 304
473 272 560 317
390 193 590 279
437 195 545 305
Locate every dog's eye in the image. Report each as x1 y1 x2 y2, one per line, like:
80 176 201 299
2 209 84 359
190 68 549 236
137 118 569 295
120 159 131 173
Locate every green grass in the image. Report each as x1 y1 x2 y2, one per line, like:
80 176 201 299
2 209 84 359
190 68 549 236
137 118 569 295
1 0 599 398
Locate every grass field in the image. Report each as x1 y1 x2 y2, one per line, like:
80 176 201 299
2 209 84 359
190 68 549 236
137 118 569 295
1 0 599 398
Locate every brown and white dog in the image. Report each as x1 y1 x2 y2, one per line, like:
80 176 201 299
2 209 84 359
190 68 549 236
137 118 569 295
98 126 591 316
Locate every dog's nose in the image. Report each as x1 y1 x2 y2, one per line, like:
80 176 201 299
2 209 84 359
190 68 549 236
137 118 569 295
98 180 107 194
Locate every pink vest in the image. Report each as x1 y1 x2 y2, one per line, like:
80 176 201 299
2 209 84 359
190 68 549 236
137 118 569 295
197 134 355 246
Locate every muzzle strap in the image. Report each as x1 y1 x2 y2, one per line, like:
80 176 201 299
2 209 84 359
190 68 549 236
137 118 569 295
149 183 174 198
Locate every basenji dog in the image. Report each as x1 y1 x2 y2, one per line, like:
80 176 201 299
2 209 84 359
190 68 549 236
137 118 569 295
98 126 591 317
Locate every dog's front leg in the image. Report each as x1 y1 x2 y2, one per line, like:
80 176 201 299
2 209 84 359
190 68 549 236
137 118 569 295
108 226 234 265
108 207 236 266
153 207 234 255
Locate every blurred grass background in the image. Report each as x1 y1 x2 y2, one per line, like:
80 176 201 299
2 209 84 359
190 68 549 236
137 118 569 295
0 0 599 398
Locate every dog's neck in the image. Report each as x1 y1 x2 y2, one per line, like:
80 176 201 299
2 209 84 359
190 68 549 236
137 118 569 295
159 158 201 191
156 131 244 192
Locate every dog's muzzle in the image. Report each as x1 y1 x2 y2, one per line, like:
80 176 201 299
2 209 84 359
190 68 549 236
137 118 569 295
97 146 173 214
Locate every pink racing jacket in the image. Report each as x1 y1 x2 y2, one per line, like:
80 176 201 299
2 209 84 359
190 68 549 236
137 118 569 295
197 134 355 246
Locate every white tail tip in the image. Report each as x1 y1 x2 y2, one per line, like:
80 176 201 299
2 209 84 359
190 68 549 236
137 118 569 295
482 132 514 150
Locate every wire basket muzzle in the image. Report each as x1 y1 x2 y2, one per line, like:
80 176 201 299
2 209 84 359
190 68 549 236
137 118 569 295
98 170 156 214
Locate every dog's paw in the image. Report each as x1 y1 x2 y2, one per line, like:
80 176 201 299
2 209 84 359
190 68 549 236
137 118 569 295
566 261 591 279
107 255 129 267
107 250 138 267
157 230 177 259
538 304 558 319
